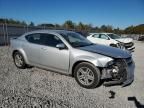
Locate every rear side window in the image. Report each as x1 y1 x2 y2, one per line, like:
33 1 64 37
92 34 100 38
25 33 63 47
25 33 42 44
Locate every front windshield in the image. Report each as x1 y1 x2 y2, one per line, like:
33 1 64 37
107 34 121 39
61 32 93 47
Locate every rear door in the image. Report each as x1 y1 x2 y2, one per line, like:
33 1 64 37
98 34 111 45
89 34 111 45
23 33 41 65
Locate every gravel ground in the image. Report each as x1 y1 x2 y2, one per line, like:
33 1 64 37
0 41 144 108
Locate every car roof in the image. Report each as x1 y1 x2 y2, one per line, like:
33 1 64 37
89 33 113 35
24 29 76 36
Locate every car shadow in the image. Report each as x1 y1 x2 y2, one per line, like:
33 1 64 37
128 96 144 108
96 79 105 87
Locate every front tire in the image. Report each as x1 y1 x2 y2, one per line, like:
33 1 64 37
74 62 101 89
13 52 26 69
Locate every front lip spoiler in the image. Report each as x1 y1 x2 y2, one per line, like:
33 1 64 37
103 80 123 87
103 78 134 87
122 78 134 87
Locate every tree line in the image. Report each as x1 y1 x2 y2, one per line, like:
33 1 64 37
0 18 144 34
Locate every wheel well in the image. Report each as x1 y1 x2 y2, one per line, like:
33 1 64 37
72 61 101 77
12 50 19 58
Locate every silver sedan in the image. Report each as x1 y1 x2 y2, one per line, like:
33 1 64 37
10 30 135 88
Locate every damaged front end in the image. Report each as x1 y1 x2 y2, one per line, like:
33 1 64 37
101 57 135 87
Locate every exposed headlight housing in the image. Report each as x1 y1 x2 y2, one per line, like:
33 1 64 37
106 60 114 66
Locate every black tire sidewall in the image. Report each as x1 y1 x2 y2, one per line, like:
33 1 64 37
74 62 101 89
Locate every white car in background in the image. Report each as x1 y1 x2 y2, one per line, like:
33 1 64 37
87 33 135 52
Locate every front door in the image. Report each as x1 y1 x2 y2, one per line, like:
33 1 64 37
39 33 70 73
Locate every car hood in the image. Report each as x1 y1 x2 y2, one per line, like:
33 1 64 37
116 38 133 43
78 44 131 58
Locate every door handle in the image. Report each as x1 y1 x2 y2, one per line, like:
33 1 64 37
41 47 47 50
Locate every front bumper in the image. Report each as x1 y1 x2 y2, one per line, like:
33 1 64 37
102 59 135 87
122 61 135 87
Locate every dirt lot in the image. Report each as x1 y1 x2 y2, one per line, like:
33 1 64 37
0 41 144 108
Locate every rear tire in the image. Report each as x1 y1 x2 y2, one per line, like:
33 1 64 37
13 52 26 69
74 62 101 89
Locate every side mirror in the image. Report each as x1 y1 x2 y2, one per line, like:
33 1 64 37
56 43 66 50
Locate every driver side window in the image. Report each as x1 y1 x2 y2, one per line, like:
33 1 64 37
40 34 63 47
